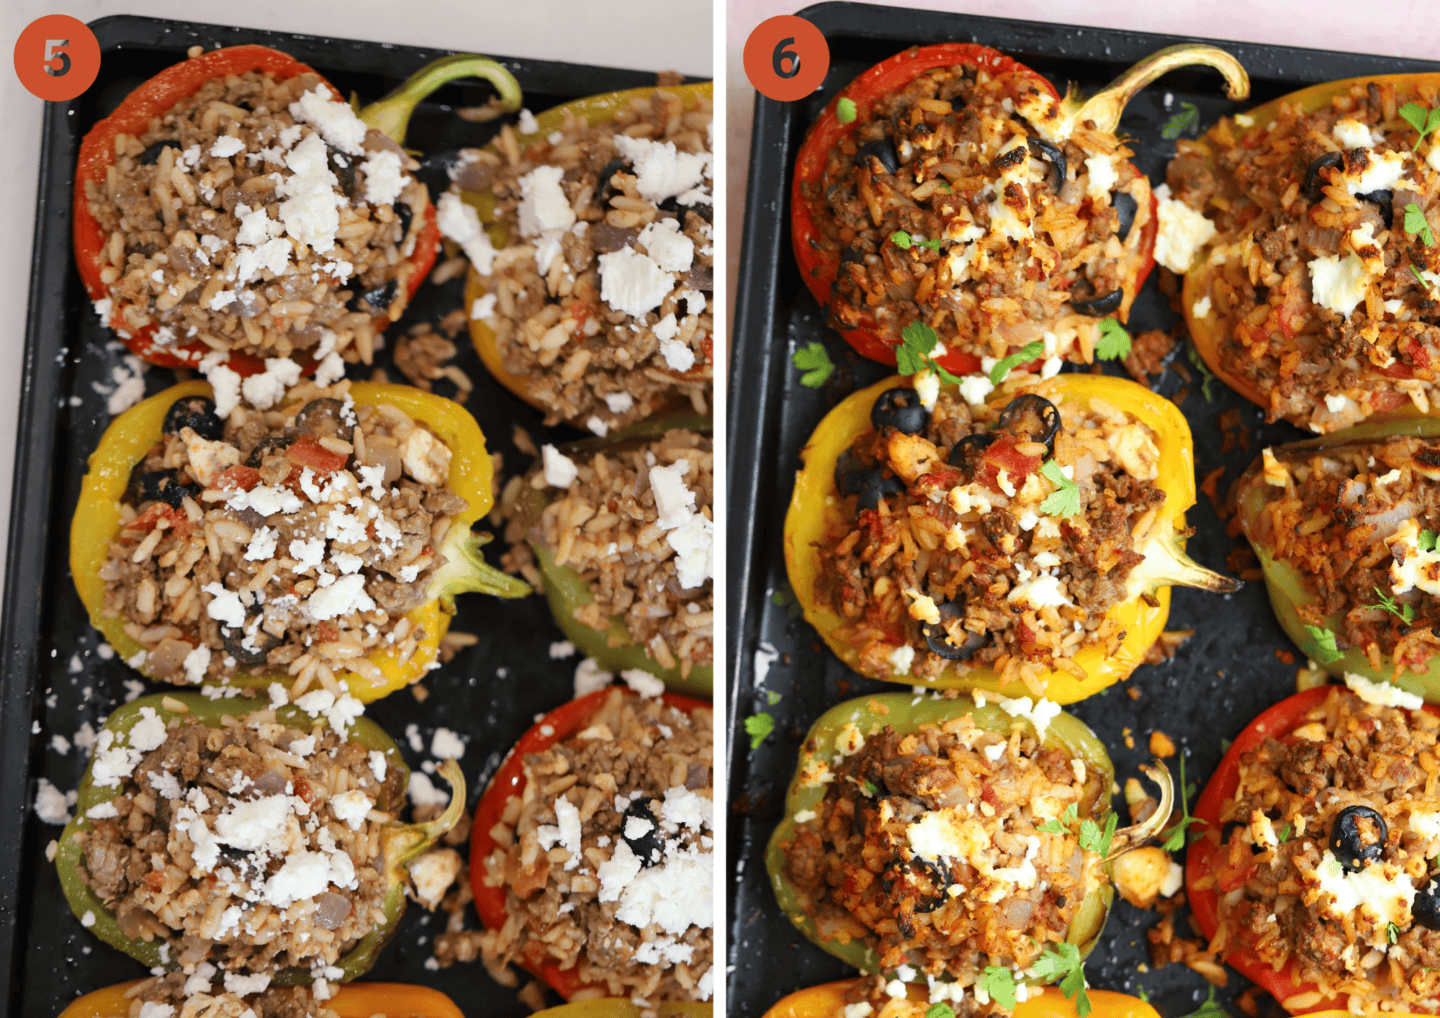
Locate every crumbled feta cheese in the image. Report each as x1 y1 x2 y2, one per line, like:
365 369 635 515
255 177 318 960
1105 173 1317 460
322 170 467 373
542 444 579 488
622 669 666 697
305 574 377 621
329 789 374 829
1192 295 1212 318
359 149 405 206
598 247 674 318
1153 183 1217 272
34 778 74 824
435 192 497 275
638 218 695 273
431 728 465 760
1084 155 1119 201
1344 149 1408 196
888 643 915 675
470 293 497 321
1345 672 1423 709
517 165 576 237
612 136 707 203
958 374 994 406
997 695 1062 741
1309 251 1372 317
288 87 367 155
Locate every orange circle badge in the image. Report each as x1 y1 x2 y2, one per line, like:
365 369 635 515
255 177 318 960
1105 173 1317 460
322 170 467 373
14 15 100 102
743 15 829 102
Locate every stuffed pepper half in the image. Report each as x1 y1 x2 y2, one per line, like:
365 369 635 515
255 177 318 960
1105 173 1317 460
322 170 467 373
763 980 1160 1018
785 372 1236 703
768 694 1171 1015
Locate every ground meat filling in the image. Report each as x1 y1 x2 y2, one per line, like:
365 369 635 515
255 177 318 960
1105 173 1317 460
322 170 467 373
1171 80 1440 432
85 64 425 366
462 89 714 430
100 379 467 688
1249 436 1440 670
803 61 1153 365
76 712 399 998
120 974 341 1018
816 381 1166 693
478 690 714 1005
505 431 714 673
1205 687 1440 1014
783 715 1107 1014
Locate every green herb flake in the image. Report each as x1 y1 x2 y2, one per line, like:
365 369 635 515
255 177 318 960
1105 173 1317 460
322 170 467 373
981 966 1018 1010
1038 801 1079 835
792 341 835 388
1327 857 1343 877
1220 737 1232 753
1390 922 1402 945
1304 624 1344 664
1187 344 1218 401
895 321 965 385
1161 753 1200 851
1399 102 1440 152
1370 586 1416 625
771 590 787 605
1421 530 1438 552
835 97 857 125
925 1005 956 1018
1031 943 1090 1017
1039 459 1082 518
862 780 879 796
916 237 943 251
1162 102 1200 141
1405 202 1436 246
890 230 914 250
1135 986 1150 1004
768 690 782 706
744 712 775 749
989 340 1046 385
1278 822 1293 843
1412 264 1435 290
1095 317 1132 361
1177 985 1228 1018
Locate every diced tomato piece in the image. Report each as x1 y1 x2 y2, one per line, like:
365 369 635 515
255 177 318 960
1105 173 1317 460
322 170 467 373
567 300 590 329
981 434 1041 492
317 621 340 642
214 465 261 491
129 503 193 538
285 433 347 476
1217 840 1259 892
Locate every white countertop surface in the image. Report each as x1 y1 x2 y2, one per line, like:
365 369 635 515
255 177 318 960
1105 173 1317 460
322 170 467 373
0 0 714 604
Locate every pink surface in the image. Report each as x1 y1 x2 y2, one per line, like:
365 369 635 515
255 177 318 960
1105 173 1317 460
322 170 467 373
723 0 1440 338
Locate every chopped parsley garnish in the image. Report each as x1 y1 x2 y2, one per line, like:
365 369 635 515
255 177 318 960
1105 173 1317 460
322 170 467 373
1177 985 1228 1018
1370 586 1416 625
835 97 857 124
771 590 787 605
1278 822 1293 843
1095 317 1132 361
896 321 963 384
1161 752 1201 851
1039 459 1082 518
1412 264 1435 290
862 780 879 796
1079 811 1119 857
1422 529 1439 552
1399 102 1440 152
792 341 835 387
768 690 782 706
1304 624 1344 664
891 230 913 250
989 340 1045 385
1038 801 1079 834
1187 344 1218 401
1135 986 1150 1003
981 966 1018 1010
1405 202 1435 246
926 1005 955 1018
1389 922 1402 945
744 712 774 749
1031 942 1091 1017
1162 102 1200 140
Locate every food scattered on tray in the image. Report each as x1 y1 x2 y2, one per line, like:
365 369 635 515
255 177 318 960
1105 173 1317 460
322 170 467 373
766 693 1172 1013
501 426 715 694
55 694 462 1012
470 687 715 1006
1234 423 1440 689
1177 76 1440 432
1188 684 1440 1014
71 376 527 701
784 373 1236 702
452 82 715 433
790 42 1247 376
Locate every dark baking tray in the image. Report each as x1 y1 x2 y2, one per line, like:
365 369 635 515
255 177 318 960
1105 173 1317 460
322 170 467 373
726 5 1440 1017
1 15 702 1016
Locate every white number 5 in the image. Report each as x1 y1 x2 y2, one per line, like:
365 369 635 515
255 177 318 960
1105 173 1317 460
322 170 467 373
44 39 70 77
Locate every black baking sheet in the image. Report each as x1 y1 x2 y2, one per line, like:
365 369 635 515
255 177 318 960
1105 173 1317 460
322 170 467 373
0 15 705 1016
725 5 1440 1018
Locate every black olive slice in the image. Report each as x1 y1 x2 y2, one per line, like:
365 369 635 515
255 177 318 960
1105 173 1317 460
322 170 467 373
1071 287 1124 317
394 199 414 242
163 396 224 441
1113 190 1138 242
1416 877 1440 930
222 608 282 667
348 276 398 316
246 436 295 468
596 157 629 205
1329 804 1387 873
1304 152 1345 203
126 468 201 510
329 147 356 198
660 195 713 223
138 140 181 166
857 473 905 512
834 451 870 496
922 600 987 661
1356 189 1394 230
855 138 901 176
870 387 929 434
998 394 1061 457
1026 137 1067 192
295 398 351 441
948 432 996 469
621 797 665 867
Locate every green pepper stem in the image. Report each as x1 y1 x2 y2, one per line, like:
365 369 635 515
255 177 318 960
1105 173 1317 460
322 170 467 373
429 527 531 612
386 758 466 871
1061 44 1251 134
360 54 523 147
1127 517 1241 597
1108 759 1175 859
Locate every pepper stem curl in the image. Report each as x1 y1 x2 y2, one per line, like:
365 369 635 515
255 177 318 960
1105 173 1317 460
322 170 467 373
1108 759 1175 859
1060 44 1250 134
429 529 531 613
1127 516 1241 597
360 54 523 147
